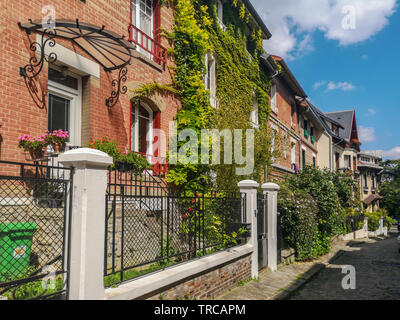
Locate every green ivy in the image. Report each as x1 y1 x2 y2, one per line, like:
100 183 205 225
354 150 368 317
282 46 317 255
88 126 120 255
164 0 273 194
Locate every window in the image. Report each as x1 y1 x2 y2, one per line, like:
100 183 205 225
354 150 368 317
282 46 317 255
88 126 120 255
313 155 316 167
204 53 217 108
291 140 296 165
250 93 259 128
335 152 340 170
131 100 153 156
132 0 153 38
283 134 288 159
130 0 163 61
48 95 69 136
217 0 226 31
302 149 306 168
270 84 277 113
363 174 368 189
372 175 376 189
48 66 81 147
344 155 351 169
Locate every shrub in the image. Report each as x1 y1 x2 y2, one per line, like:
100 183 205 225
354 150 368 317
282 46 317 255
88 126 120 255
278 185 319 261
278 166 363 261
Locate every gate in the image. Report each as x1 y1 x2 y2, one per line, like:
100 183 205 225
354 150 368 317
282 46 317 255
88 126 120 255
0 160 73 300
257 193 268 270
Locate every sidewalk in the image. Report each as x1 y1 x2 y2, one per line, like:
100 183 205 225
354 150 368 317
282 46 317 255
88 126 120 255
216 238 356 300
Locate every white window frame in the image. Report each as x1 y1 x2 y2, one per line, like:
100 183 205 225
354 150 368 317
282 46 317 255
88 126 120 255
205 53 217 108
47 70 82 148
217 0 226 31
250 93 259 128
290 138 297 165
132 0 154 58
131 101 154 157
270 84 278 113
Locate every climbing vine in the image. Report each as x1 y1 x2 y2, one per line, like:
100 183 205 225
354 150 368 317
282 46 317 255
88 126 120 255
137 0 275 194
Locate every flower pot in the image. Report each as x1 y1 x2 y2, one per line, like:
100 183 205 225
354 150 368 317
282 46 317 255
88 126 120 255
28 148 45 161
52 142 66 153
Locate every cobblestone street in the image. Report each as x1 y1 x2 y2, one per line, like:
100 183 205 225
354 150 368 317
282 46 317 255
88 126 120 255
290 227 400 300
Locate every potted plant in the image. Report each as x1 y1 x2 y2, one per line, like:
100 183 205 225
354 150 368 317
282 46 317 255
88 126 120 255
18 134 47 161
44 129 69 153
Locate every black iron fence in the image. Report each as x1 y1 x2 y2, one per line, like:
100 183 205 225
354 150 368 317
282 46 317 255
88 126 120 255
0 160 72 300
104 169 248 287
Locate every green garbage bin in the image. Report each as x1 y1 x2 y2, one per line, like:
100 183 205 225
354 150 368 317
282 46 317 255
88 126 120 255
0 222 38 282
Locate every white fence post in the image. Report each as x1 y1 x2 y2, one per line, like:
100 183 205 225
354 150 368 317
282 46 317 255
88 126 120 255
59 148 113 300
238 180 259 279
262 183 280 272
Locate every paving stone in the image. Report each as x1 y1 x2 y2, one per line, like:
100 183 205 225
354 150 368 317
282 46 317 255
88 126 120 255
217 227 400 300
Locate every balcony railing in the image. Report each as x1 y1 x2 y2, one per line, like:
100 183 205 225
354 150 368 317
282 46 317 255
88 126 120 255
128 24 167 65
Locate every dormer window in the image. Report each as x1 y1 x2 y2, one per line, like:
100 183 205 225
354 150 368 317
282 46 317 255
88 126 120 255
205 53 217 108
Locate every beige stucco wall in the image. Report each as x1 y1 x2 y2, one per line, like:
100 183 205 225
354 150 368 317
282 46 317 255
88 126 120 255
317 132 331 170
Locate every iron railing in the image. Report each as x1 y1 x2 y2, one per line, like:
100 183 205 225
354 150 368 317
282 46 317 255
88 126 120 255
104 169 248 286
0 160 72 300
128 24 167 65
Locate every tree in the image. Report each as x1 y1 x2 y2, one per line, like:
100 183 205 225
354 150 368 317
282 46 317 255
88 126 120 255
380 160 400 218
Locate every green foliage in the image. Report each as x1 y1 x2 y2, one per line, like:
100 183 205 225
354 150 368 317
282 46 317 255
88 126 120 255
278 166 363 261
278 185 319 261
134 81 179 98
380 160 400 218
3 266 64 300
364 209 395 231
89 135 151 172
164 0 273 194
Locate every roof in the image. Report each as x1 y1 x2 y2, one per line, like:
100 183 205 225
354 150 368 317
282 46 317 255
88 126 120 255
271 55 307 98
304 100 343 140
363 194 383 205
242 0 272 39
325 110 355 141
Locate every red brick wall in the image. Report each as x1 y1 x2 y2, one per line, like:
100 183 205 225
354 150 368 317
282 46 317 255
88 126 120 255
269 77 301 179
141 255 252 300
0 0 179 170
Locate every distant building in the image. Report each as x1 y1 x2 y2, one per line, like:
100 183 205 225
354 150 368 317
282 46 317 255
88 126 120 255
358 151 383 212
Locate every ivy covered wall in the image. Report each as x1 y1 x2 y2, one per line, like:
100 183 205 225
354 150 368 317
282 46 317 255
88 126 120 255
148 0 275 194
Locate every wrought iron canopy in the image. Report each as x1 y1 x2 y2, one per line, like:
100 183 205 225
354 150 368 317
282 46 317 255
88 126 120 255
18 19 135 72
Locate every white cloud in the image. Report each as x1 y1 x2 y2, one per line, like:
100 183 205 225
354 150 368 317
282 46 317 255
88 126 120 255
359 125 376 143
382 147 400 159
361 54 368 60
313 81 327 89
251 0 397 60
326 81 356 91
367 108 376 115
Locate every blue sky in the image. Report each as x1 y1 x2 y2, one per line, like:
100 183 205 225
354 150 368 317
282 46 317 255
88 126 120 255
252 0 400 159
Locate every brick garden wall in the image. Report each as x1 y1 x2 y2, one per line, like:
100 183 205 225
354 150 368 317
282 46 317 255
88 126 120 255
140 254 252 300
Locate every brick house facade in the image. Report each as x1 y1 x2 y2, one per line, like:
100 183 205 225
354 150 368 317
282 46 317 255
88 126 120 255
0 0 179 173
266 56 305 181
